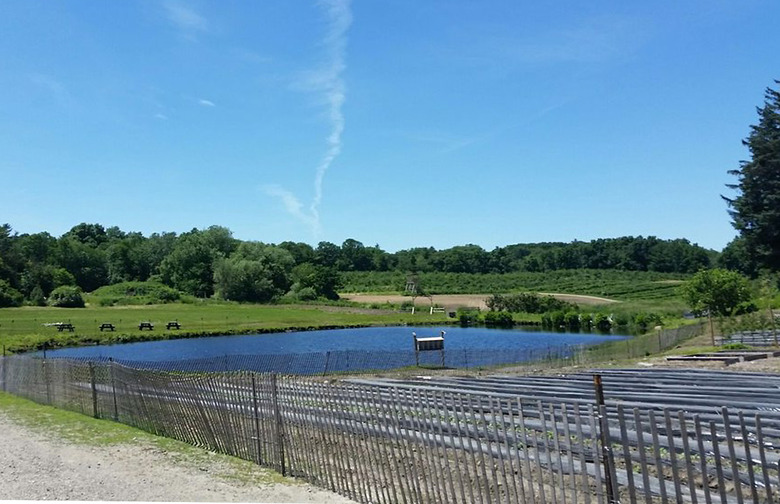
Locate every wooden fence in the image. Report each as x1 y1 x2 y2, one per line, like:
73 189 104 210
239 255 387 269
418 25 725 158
1 356 777 503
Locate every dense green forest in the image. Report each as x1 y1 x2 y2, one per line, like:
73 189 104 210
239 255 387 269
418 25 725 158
0 222 721 307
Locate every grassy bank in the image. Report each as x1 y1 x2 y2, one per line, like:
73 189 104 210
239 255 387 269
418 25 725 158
0 303 450 354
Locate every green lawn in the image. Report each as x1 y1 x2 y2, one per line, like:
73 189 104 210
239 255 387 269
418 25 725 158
0 303 449 354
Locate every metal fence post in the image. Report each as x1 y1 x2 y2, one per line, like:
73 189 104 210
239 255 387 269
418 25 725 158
270 372 286 475
89 362 98 419
323 351 331 376
593 374 618 503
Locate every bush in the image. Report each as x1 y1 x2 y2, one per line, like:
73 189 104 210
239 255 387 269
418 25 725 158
48 286 85 308
722 342 750 350
29 285 46 306
542 310 566 329
613 313 630 327
594 313 612 332
486 292 578 314
564 312 581 330
733 301 758 315
483 311 514 327
457 307 481 326
91 281 181 306
0 279 23 307
632 312 662 332
290 286 318 301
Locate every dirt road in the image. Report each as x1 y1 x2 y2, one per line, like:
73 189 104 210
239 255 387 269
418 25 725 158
0 409 354 502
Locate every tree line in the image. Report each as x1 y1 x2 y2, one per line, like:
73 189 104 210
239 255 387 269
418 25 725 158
0 222 721 307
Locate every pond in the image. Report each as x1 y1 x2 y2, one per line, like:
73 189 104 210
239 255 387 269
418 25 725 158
42 325 627 363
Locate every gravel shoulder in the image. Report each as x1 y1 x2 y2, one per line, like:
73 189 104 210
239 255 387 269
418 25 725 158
0 399 355 503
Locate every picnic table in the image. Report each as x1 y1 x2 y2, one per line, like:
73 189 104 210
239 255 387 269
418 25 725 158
99 323 115 332
55 323 75 332
166 321 181 330
138 321 154 330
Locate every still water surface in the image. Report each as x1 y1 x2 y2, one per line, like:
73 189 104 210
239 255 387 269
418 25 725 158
43 326 627 361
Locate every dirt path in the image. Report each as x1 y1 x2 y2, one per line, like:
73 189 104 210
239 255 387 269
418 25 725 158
0 410 354 503
343 292 617 310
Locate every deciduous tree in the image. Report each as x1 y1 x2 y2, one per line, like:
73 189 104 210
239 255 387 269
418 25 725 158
680 268 752 317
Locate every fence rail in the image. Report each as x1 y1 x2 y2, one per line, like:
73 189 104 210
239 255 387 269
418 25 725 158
1 352 776 503
717 330 780 347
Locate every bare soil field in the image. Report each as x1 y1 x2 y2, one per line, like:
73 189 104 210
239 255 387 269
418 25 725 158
343 292 617 310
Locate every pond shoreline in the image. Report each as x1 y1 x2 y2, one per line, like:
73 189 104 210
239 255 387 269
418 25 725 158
19 321 457 355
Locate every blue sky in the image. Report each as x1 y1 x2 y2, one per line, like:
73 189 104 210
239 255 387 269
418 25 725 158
1 1 778 252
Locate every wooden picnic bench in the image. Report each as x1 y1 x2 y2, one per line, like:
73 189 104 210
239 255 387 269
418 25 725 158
99 323 115 332
138 321 154 330
166 321 181 330
56 323 75 332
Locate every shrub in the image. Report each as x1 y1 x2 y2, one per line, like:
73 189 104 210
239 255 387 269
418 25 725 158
564 312 581 330
632 312 662 332
486 292 578 314
0 279 23 307
400 300 415 311
484 311 514 327
457 307 481 326
594 313 612 332
91 281 181 305
48 286 85 308
294 286 318 301
542 310 566 329
29 285 46 306
580 313 592 330
613 313 630 327
733 301 758 315
722 342 750 350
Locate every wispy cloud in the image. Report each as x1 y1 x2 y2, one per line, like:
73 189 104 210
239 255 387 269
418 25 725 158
198 98 216 107
404 101 567 155
154 113 169 120
508 16 642 64
265 0 352 236
262 184 319 230
164 1 208 36
439 14 644 70
29 73 69 103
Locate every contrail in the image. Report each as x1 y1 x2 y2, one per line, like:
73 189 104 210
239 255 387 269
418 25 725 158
264 0 352 236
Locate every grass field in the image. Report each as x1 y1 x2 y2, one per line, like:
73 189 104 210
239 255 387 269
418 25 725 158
0 303 449 354
0 270 702 355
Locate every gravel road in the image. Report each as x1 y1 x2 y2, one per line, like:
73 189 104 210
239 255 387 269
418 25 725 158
0 410 355 502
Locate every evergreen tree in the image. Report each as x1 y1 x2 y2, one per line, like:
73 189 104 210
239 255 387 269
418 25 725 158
725 81 780 271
